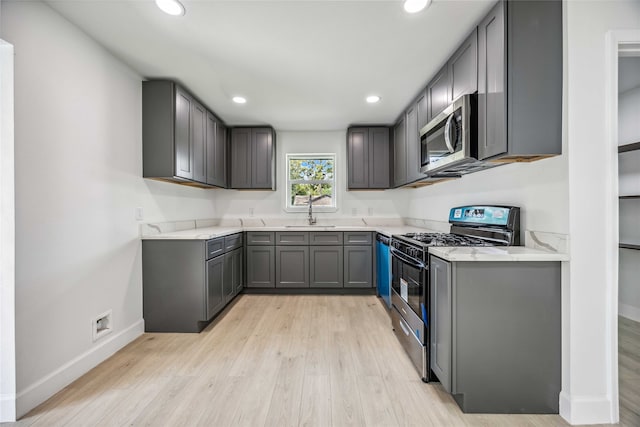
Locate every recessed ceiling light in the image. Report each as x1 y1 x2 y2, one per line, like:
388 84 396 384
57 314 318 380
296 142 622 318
366 95 381 104
403 0 431 14
232 96 247 104
155 0 185 16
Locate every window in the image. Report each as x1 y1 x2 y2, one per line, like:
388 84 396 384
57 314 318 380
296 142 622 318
285 153 336 212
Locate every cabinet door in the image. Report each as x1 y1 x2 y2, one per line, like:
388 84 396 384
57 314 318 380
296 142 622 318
430 256 452 392
252 128 274 189
368 127 391 189
347 128 369 189
230 128 252 188
405 104 421 183
275 246 309 288
449 28 478 102
427 64 451 122
174 87 193 179
344 246 372 288
206 255 225 319
206 113 226 188
310 246 343 288
393 117 407 187
233 248 243 295
246 246 275 288
477 1 507 160
191 100 207 184
223 252 234 304
416 90 429 132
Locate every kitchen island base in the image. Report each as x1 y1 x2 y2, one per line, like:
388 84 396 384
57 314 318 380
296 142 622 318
431 256 561 414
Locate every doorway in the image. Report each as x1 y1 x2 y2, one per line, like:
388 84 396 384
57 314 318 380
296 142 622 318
616 46 640 427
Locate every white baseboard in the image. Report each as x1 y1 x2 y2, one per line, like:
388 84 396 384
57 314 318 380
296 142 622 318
15 319 144 418
0 393 16 423
559 391 615 425
619 303 640 323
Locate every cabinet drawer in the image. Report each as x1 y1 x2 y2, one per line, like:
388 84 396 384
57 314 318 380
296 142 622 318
224 233 243 251
275 231 309 245
344 231 373 245
309 231 343 245
246 231 275 245
206 238 225 260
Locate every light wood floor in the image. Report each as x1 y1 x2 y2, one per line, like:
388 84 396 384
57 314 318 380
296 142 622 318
619 316 640 427
3 295 634 426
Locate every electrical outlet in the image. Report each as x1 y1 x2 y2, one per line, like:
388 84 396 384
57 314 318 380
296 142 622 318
249 207 254 217
352 208 358 217
93 310 113 342
135 207 144 221
368 207 373 216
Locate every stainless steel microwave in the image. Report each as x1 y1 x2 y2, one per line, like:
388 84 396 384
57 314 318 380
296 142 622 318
420 94 477 175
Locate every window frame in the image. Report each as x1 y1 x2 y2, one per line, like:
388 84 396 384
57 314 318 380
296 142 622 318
284 153 337 213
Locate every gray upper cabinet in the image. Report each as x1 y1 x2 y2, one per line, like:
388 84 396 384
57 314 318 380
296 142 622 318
229 128 252 189
174 87 193 180
477 0 562 161
416 90 429 133
393 117 407 187
143 80 228 188
206 113 227 188
449 28 478 103
347 127 391 189
405 103 422 183
191 100 207 184
230 127 276 190
426 65 451 122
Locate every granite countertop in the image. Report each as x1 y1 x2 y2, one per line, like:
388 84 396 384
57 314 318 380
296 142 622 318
428 246 570 262
140 225 429 240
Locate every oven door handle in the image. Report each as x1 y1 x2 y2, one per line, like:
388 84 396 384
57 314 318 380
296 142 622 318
390 247 426 269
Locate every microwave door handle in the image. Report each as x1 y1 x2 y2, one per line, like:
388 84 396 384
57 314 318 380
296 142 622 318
444 114 455 153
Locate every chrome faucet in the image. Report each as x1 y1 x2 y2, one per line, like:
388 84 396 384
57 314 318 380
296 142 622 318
307 194 316 225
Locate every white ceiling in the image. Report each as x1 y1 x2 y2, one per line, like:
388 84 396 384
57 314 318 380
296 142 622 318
46 0 495 131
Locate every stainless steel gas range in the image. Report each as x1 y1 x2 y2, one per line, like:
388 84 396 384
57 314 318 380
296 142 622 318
389 205 521 382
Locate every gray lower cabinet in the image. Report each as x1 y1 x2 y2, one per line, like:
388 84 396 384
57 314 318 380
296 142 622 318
309 246 343 288
429 254 561 413
245 231 373 290
207 254 225 319
246 245 275 288
224 247 243 302
142 233 244 333
343 246 373 288
275 246 309 288
430 255 452 392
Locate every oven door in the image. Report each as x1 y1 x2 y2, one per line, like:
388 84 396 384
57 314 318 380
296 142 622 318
390 247 426 321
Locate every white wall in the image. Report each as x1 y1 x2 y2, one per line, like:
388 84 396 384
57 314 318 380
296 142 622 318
0 39 16 422
405 157 569 234
1 1 217 417
618 73 640 322
214 130 410 220
564 1 640 424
